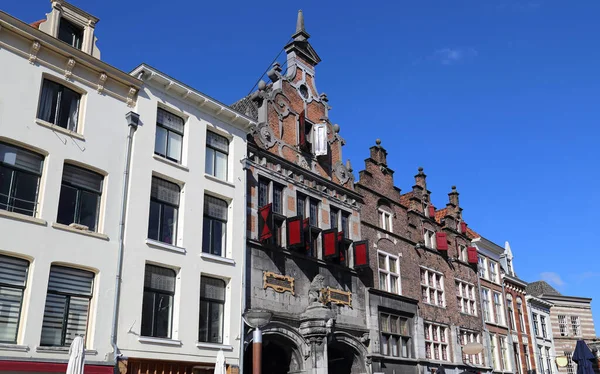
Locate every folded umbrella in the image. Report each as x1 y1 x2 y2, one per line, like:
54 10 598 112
572 339 596 374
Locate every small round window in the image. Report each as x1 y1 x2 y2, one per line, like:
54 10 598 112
299 84 309 99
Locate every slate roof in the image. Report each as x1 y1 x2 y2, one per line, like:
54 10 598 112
526 281 562 297
231 94 259 121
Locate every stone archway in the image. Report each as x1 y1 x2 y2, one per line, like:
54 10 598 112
328 333 369 374
244 325 306 374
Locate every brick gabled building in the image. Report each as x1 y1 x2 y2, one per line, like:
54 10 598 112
355 140 488 374
236 11 371 374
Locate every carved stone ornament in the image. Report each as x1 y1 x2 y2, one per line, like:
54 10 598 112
333 161 351 185
127 87 137 107
29 41 41 64
256 122 277 149
297 154 310 170
308 274 326 305
97 73 107 94
360 332 371 347
263 271 295 295
322 287 352 307
64 58 76 78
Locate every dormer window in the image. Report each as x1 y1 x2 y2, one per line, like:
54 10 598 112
298 111 328 156
58 18 83 49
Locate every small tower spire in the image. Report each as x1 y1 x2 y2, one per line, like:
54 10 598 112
292 9 310 41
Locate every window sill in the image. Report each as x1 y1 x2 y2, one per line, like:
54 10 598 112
153 154 189 171
196 342 233 351
200 252 235 266
35 119 85 140
51 222 109 241
0 210 47 226
36 346 97 355
460 312 478 317
422 302 446 309
138 336 182 346
204 173 235 188
0 343 29 352
146 238 186 254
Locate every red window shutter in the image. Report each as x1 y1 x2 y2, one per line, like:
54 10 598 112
428 205 435 218
436 232 448 251
460 221 467 234
467 246 478 264
322 229 339 260
258 203 273 242
340 247 346 263
353 240 369 269
299 110 306 149
286 216 304 249
303 218 310 231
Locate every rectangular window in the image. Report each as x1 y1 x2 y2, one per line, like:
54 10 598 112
202 195 228 257
0 142 44 217
517 299 525 332
141 265 175 338
258 178 269 209
545 347 552 374
380 313 411 358
565 352 574 374
541 315 547 338
507 299 516 330
459 245 468 262
558 315 568 336
57 164 103 232
37 79 81 131
296 193 306 218
341 212 350 239
424 229 436 249
205 132 229 180
490 333 498 370
41 266 94 346
456 280 477 316
489 261 498 283
0 255 29 343
155 108 184 163
500 336 509 371
570 316 580 336
379 208 392 232
533 313 540 336
514 343 523 374
378 252 400 294
461 330 482 365
482 288 491 322
58 18 83 49
272 184 283 214
424 322 448 361
538 345 545 373
478 256 487 278
199 276 225 344
330 207 339 229
524 344 532 371
493 292 505 325
420 268 444 307
148 177 180 245
309 199 319 227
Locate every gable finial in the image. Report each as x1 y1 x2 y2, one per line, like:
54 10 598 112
292 9 310 41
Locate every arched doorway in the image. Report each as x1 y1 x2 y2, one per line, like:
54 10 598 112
244 333 302 374
328 339 365 374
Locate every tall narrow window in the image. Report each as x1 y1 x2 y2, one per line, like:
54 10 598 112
258 178 269 208
478 256 487 278
424 229 436 249
379 207 392 232
490 333 498 370
37 79 81 131
545 347 552 374
0 142 44 217
420 268 444 306
456 280 477 316
296 193 306 218
309 199 319 227
341 212 350 239
57 164 103 232
40 266 94 346
330 207 339 229
378 252 400 294
541 315 547 338
141 265 175 338
148 177 180 245
558 315 568 336
532 313 540 336
0 255 29 343
565 352 574 374
524 344 532 371
58 18 83 49
493 292 505 325
154 108 184 163
507 297 516 330
570 316 580 336
205 132 229 180
500 336 509 371
481 288 491 322
380 313 412 358
202 196 228 257
272 184 283 215
424 322 448 361
199 276 225 344
514 343 523 374
489 261 498 282
516 298 525 332
538 345 545 373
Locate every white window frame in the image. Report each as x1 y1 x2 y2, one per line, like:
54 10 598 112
460 329 482 365
478 256 487 279
488 260 498 283
424 228 436 249
500 335 510 371
558 315 568 336
378 208 393 232
420 267 445 307
482 288 491 322
493 291 505 325
378 251 401 295
570 316 580 337
456 279 477 316
459 244 468 262
424 322 449 361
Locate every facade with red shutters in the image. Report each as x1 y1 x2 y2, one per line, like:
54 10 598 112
355 140 489 374
234 11 371 374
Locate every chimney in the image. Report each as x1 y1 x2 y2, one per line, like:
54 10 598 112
369 139 387 166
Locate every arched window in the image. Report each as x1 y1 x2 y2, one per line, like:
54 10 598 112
506 294 516 330
516 297 525 332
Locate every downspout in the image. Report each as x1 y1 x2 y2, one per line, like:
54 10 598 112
475 252 493 374
238 154 251 374
110 110 140 365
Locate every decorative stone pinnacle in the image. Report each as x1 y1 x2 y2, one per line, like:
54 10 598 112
418 167 424 173
375 139 381 146
292 9 310 41
451 185 457 191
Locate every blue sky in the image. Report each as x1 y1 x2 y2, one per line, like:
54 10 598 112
5 1 600 330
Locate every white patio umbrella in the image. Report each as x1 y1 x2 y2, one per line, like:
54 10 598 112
66 336 85 374
214 349 226 374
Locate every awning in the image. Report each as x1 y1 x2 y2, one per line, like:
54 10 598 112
0 361 113 373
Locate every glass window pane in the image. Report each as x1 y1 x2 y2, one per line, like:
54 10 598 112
390 275 398 294
62 165 103 192
150 177 180 206
57 185 78 226
147 201 160 241
389 258 397 273
0 165 12 211
391 336 399 357
78 190 99 231
0 286 25 343
144 265 176 292
202 219 212 254
58 87 79 131
154 293 172 338
37 80 59 124
378 254 386 269
40 293 67 346
379 272 387 291
140 291 155 337
160 205 177 245
64 296 90 346
215 151 227 180
167 131 182 162
204 196 228 221
47 266 94 296
206 132 229 153
11 172 39 216
198 300 210 342
381 335 389 355
209 302 224 343
0 142 44 174
212 221 225 257
154 126 167 157
205 149 215 176
157 108 184 133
